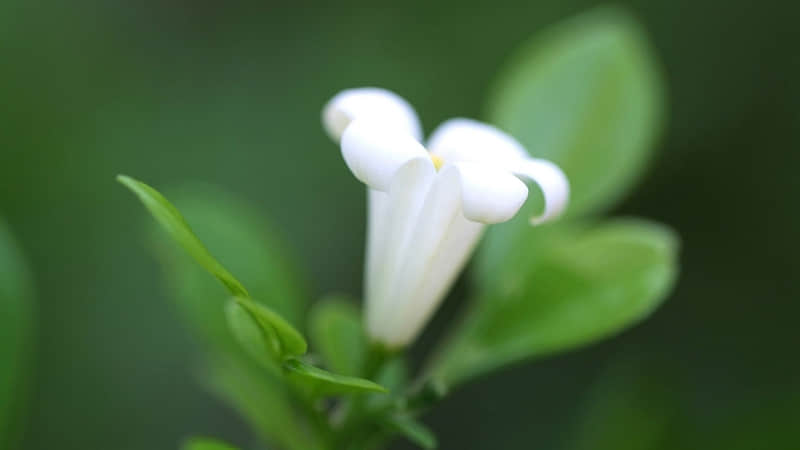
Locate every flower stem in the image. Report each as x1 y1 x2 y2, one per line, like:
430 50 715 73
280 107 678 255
362 342 392 379
330 343 394 447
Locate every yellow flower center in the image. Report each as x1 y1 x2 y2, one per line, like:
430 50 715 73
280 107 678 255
430 154 445 171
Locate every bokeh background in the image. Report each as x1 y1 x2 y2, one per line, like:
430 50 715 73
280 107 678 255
1 0 798 449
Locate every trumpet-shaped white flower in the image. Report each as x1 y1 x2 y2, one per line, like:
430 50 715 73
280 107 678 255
323 87 569 348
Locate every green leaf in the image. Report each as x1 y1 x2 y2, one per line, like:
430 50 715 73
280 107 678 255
284 358 387 396
117 175 248 297
225 300 282 370
227 296 307 362
487 6 665 218
478 7 665 285
308 297 366 376
121 180 315 448
688 391 800 450
430 219 679 387
145 183 307 362
181 436 240 450
562 358 677 450
382 415 437 449
154 183 306 325
0 220 34 450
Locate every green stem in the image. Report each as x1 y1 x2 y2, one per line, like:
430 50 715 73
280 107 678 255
280 359 336 448
330 343 394 447
362 343 392 380
302 395 335 447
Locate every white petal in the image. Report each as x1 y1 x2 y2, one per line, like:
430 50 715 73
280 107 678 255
323 87 422 142
341 119 433 191
513 158 570 225
449 162 529 224
428 118 527 165
366 160 436 339
369 163 526 347
369 166 465 346
394 215 483 345
428 117 569 225
364 188 388 308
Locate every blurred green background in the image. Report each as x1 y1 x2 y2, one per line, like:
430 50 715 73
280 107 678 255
1 0 798 449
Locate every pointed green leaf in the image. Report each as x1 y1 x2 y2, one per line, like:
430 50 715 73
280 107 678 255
144 183 307 367
125 182 315 449
117 175 248 297
131 184 322 450
0 219 34 450
382 415 437 449
181 437 240 450
308 297 366 376
284 358 387 396
431 219 679 387
153 183 306 326
228 296 307 360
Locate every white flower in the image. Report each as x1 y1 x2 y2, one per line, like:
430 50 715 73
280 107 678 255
323 87 569 348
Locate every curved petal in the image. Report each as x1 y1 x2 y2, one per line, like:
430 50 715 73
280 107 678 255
448 162 528 224
427 118 527 165
323 87 423 142
513 158 570 225
428 118 569 225
341 119 433 191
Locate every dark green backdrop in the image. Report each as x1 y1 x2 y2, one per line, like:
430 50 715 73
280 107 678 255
1 0 797 449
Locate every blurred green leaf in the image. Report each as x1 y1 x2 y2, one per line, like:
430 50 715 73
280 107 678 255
308 297 365 376
478 7 665 285
181 436 240 450
688 391 800 450
561 357 677 450
227 296 307 362
488 6 664 217
0 220 34 450
431 219 679 387
285 358 387 396
203 356 325 450
117 175 248 297
381 415 437 450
